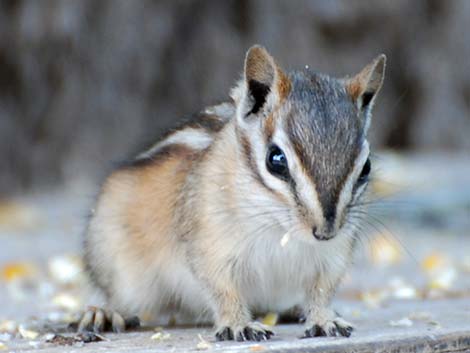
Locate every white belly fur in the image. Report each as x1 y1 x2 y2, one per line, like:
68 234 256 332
176 231 352 317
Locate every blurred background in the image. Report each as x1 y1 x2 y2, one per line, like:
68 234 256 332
0 0 469 344
1 0 470 194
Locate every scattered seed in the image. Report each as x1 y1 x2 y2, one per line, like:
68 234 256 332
389 318 413 327
408 311 432 321
48 255 84 285
151 332 171 341
51 293 81 311
389 277 418 299
360 289 387 308
261 313 278 327
421 253 448 273
280 232 290 247
369 235 401 266
1 263 36 282
0 320 17 334
196 334 211 350
18 325 39 340
428 268 457 290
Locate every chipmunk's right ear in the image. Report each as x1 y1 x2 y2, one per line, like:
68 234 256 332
346 54 386 132
234 45 291 119
347 54 386 111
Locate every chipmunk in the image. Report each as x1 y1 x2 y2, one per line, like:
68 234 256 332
79 45 385 341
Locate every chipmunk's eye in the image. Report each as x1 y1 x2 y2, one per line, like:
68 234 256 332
266 144 289 180
357 158 371 184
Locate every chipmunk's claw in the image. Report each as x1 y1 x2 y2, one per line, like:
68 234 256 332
215 327 234 341
303 318 353 338
77 307 140 333
239 326 274 341
337 324 353 337
215 323 274 342
303 324 326 338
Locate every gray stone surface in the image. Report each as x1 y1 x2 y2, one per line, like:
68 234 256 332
3 299 470 352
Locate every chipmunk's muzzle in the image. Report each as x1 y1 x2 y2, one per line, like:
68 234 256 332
312 214 336 241
312 226 334 241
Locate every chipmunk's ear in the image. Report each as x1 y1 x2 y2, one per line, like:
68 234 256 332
235 45 291 118
347 54 386 112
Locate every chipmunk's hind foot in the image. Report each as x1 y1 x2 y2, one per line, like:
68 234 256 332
215 322 274 342
77 307 140 333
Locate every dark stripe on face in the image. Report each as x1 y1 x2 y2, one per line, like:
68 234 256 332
239 131 296 208
238 131 276 194
287 177 310 220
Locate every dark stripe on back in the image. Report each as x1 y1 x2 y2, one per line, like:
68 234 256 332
117 144 197 170
118 104 233 170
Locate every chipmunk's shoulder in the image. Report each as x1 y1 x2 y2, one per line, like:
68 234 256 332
121 102 235 170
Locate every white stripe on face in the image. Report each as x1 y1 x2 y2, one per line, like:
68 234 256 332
334 140 370 229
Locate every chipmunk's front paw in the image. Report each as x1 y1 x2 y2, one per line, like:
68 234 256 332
215 322 274 342
303 317 354 338
77 306 140 333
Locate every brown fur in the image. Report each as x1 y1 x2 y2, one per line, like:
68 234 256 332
125 145 196 255
346 79 363 101
263 113 276 143
276 68 292 101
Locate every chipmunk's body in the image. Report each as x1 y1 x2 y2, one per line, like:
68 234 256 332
82 46 386 341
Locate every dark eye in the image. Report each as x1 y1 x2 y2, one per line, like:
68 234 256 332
358 158 371 184
266 144 289 180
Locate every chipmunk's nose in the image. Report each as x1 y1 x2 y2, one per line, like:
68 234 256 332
312 226 329 241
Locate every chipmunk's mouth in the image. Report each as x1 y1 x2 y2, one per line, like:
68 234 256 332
312 224 336 241
313 231 335 241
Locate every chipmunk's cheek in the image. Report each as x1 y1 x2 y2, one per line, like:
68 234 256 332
337 211 348 230
290 223 317 245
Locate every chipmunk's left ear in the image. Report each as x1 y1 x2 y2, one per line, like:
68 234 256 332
234 45 291 119
346 54 386 113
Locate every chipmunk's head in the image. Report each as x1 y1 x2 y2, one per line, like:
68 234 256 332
232 45 385 242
